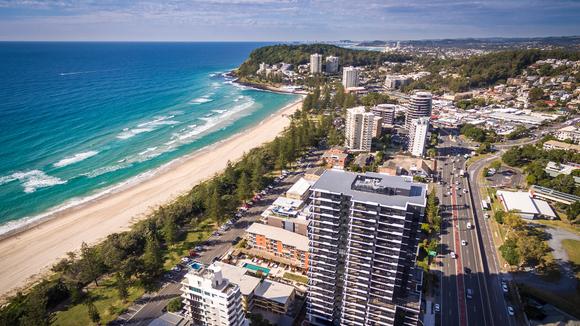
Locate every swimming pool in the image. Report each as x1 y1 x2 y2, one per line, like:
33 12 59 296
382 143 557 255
243 263 271 275
189 261 203 271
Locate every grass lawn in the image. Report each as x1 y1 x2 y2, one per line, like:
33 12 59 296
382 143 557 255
163 218 216 270
283 272 308 284
54 218 216 325
53 278 144 326
562 239 580 279
529 219 580 237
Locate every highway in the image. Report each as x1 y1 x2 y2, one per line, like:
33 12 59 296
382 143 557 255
435 129 519 326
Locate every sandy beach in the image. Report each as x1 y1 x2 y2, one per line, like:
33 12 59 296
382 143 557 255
0 98 302 300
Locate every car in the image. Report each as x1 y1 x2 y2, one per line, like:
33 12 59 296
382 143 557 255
464 267 471 274
461 240 467 246
502 284 509 293
171 266 181 272
434 303 440 313
466 288 473 299
463 188 468 193
507 306 515 316
484 213 490 219
450 251 456 259
195 245 203 251
466 222 472 229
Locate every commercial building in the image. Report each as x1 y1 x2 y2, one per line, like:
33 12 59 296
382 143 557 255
345 106 374 152
543 140 580 152
530 185 580 206
307 170 427 326
325 56 339 74
310 53 323 74
215 262 296 315
408 117 430 157
555 125 580 143
405 92 432 130
342 66 360 88
246 223 309 271
496 190 556 220
371 104 396 125
181 263 247 326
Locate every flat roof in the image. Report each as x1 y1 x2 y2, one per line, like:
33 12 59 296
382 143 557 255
254 279 295 305
497 190 556 218
214 262 261 296
544 140 580 151
246 223 309 251
286 178 312 197
311 170 427 209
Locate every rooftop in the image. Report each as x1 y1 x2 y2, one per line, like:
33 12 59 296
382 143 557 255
312 170 427 209
497 190 556 218
254 279 295 305
246 223 309 251
286 177 313 198
214 262 261 296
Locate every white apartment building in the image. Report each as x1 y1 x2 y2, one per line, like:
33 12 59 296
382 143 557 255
325 56 339 74
181 264 247 326
310 53 323 74
405 92 432 130
371 103 396 125
408 117 430 157
342 66 360 88
307 171 426 326
556 125 580 144
345 106 374 152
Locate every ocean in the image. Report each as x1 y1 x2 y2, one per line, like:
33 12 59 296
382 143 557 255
0 42 298 234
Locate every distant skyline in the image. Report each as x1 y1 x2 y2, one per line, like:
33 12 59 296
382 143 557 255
0 0 579 41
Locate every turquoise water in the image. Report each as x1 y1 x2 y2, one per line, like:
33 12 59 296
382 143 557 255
0 42 298 233
243 263 271 275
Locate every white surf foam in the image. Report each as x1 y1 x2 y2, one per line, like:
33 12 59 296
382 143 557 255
0 170 67 193
116 115 179 140
53 151 99 168
189 97 213 105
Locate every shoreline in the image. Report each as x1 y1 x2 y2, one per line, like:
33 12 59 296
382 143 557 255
0 97 303 301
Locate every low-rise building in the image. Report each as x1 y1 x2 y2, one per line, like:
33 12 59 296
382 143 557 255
530 185 580 206
496 190 556 220
555 125 580 144
261 196 309 236
215 262 296 315
246 223 309 271
321 147 349 169
543 140 580 152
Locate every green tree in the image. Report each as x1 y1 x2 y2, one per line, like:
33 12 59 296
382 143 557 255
528 87 544 101
236 172 252 202
566 201 580 224
20 290 52 326
161 211 178 245
251 160 265 191
116 272 129 302
499 237 521 267
166 297 183 312
516 234 549 267
142 232 163 277
207 186 223 221
85 298 100 325
79 242 104 287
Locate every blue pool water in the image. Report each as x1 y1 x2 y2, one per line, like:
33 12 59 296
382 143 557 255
243 263 271 275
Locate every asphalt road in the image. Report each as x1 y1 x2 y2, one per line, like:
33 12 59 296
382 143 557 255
115 150 323 325
435 129 519 326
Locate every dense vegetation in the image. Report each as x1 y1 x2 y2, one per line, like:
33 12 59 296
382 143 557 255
405 49 580 93
237 44 411 77
460 124 498 143
498 211 551 268
0 103 331 325
501 142 580 223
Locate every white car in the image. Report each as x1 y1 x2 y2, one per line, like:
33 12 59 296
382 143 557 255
461 240 468 246
434 303 440 313
463 188 468 193
484 213 490 219
450 251 456 259
507 306 515 316
466 222 472 229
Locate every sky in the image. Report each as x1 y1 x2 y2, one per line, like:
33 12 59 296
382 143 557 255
0 0 579 41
